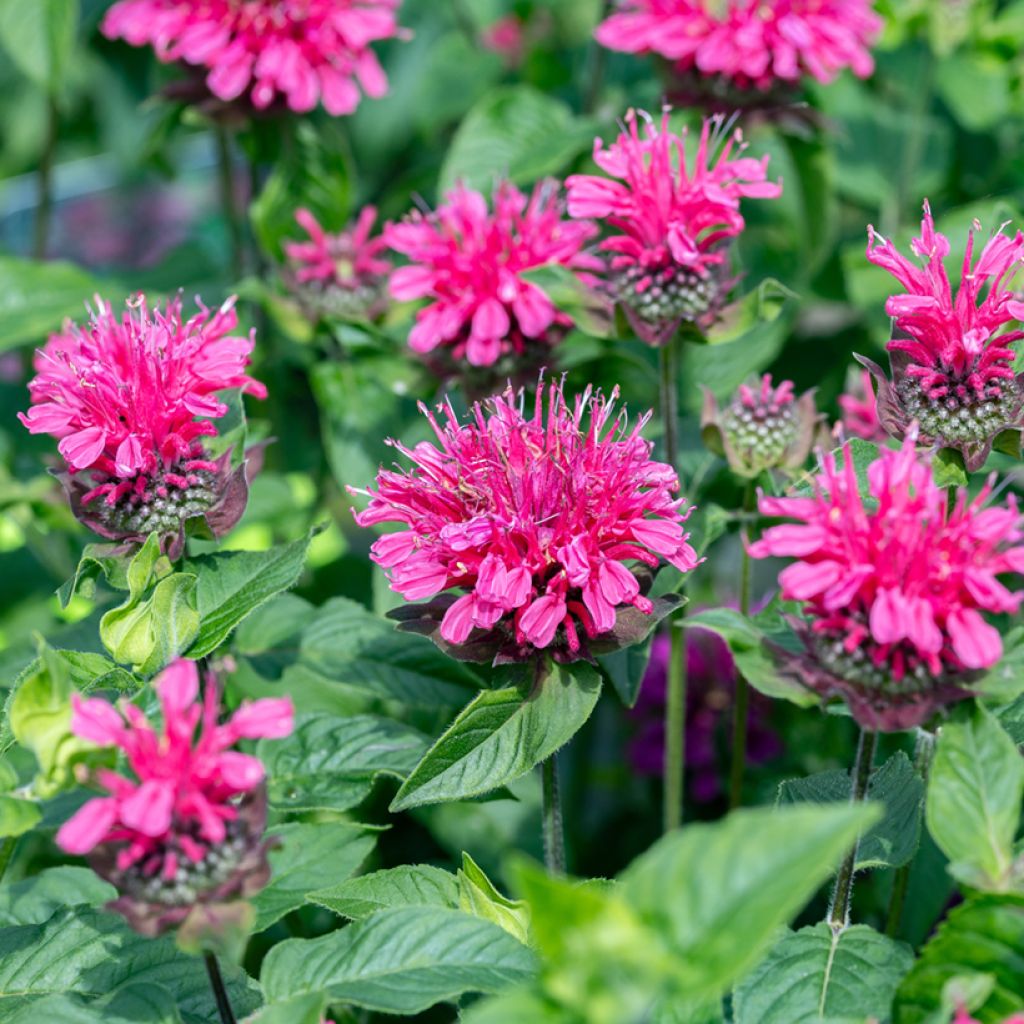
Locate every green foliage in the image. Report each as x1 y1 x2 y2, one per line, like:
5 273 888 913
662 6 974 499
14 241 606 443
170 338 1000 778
0 0 77 94
311 864 459 920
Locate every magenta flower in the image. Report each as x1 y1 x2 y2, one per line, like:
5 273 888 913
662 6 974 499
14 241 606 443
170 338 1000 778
749 436 1024 729
565 109 781 343
838 368 887 443
19 294 266 556
284 206 391 319
595 1 882 92
384 181 601 375
102 0 403 116
57 659 293 935
351 379 699 663
861 200 1024 471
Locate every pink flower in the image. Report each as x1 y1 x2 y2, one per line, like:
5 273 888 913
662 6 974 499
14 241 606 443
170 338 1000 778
102 0 404 116
351 379 700 662
481 16 525 66
384 181 602 372
20 295 265 554
284 206 391 319
838 368 887 443
565 109 781 342
749 436 1024 729
861 200 1024 471
595 1 882 91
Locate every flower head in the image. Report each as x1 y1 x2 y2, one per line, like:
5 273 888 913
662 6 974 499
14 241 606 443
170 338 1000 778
702 373 822 477
862 200 1024 471
56 659 293 935
351 378 699 663
749 437 1024 730
102 0 403 116
838 367 887 443
385 181 601 378
566 109 781 344
19 294 266 557
284 206 391 319
595 1 882 92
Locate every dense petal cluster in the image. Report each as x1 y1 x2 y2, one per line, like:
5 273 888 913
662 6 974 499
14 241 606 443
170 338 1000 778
102 0 403 115
284 206 391 319
385 181 601 372
595 1 882 90
863 201 1024 470
57 659 293 933
19 294 265 553
749 437 1024 729
566 110 781 342
352 379 700 661
838 368 886 443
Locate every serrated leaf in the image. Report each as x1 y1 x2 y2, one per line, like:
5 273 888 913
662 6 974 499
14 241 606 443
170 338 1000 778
6 985 184 1024
184 532 312 659
252 822 376 932
391 661 601 810
926 704 1024 891
733 923 913 1024
260 906 537 1014
310 864 459 920
0 866 115 926
458 851 530 944
778 751 924 870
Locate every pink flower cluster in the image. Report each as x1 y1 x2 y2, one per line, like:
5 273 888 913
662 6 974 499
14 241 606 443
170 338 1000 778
566 110 780 337
19 295 265 505
57 659 293 876
954 1008 1024 1024
595 1 882 90
838 369 885 442
385 181 601 369
750 437 1024 710
102 0 403 115
353 379 699 658
286 207 390 288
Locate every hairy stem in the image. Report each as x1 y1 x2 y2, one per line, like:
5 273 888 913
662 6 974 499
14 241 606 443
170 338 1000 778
204 952 237 1024
729 481 757 809
542 754 566 876
828 728 878 931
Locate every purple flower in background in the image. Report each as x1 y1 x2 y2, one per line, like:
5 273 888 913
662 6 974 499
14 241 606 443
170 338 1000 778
630 626 782 801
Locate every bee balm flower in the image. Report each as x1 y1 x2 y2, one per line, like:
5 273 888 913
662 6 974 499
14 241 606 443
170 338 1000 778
749 437 1024 730
352 379 699 663
56 658 293 936
19 294 266 558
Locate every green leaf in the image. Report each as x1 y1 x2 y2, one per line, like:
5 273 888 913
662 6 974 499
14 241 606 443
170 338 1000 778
252 822 376 932
57 542 134 609
926 704 1024 891
6 985 184 1024
895 895 1024 1024
458 851 530 944
935 53 1011 132
184 532 312 660
310 864 459 920
619 804 881 1000
597 637 655 709
0 866 115 926
0 797 40 838
932 448 969 490
439 85 595 193
778 751 925 870
259 712 428 813
391 661 602 810
0 907 260 1023
519 264 612 339
733 923 913 1024
260 906 537 1015
461 989 572 1024
244 993 326 1024
975 626 1024 704
0 0 77 93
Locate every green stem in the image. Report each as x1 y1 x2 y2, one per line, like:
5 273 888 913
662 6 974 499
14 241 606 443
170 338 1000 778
541 754 566 876
215 127 245 281
885 728 936 937
32 96 58 260
204 951 237 1024
729 482 757 809
828 728 879 931
0 837 17 883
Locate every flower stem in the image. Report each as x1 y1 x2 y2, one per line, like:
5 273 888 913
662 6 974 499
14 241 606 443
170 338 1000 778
885 728 935 937
32 96 58 260
0 837 16 884
729 481 757 810
828 728 878 931
215 126 245 281
541 754 566 876
204 951 238 1024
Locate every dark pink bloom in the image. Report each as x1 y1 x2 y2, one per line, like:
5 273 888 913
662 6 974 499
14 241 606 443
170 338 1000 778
565 109 781 342
595 1 882 91
861 200 1024 471
481 16 525 66
838 368 887 443
954 1009 1024 1024
385 181 602 371
102 0 403 116
352 379 699 662
19 294 265 553
749 436 1024 729
284 206 391 319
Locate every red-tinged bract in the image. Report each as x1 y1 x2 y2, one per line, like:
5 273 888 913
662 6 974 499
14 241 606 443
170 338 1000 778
749 437 1024 729
19 294 266 556
102 0 403 116
862 200 1024 470
352 379 700 663
56 659 293 935
566 109 781 343
385 181 601 379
